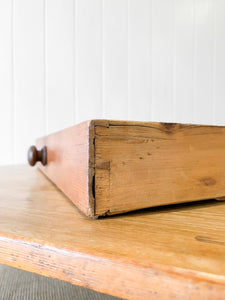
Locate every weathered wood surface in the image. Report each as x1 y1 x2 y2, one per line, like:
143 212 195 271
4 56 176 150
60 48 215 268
36 120 225 217
94 120 225 216
0 165 225 299
37 120 95 217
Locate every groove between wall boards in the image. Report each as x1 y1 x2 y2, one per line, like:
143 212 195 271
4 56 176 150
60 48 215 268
0 0 224 164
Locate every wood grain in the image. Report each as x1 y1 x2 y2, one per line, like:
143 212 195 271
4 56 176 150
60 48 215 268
36 120 95 218
34 120 225 218
0 165 225 299
94 120 225 216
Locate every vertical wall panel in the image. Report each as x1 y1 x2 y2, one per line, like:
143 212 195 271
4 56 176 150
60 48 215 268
174 0 194 123
214 0 225 125
128 0 151 121
0 0 13 165
193 0 214 124
1 0 225 165
14 0 45 163
103 0 128 120
151 0 174 122
45 0 74 133
75 0 102 123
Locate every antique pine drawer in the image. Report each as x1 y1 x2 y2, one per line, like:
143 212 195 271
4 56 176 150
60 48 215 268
28 120 225 218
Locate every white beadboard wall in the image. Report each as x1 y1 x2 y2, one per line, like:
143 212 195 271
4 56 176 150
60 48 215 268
0 0 225 165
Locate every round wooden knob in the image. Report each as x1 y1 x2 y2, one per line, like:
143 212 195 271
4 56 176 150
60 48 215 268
27 146 47 166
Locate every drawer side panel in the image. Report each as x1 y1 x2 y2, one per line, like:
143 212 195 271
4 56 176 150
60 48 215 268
36 121 94 217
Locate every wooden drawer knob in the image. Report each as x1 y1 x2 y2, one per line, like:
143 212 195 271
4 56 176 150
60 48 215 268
27 146 47 166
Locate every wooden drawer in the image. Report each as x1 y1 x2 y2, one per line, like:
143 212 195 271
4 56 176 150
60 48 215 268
28 120 225 218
